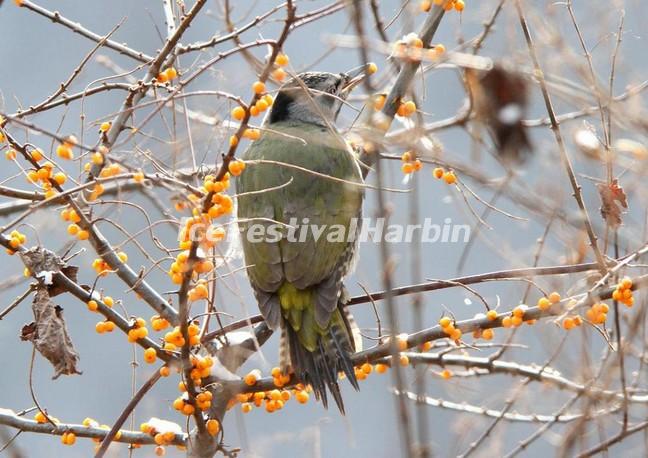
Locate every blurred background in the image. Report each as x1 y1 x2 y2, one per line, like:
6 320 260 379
1 0 648 456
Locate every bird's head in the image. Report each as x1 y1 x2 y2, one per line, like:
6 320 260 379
266 64 370 127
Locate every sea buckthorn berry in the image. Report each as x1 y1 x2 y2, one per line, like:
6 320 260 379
243 128 261 140
241 402 253 413
454 0 465 11
56 144 73 160
511 316 523 327
433 167 445 179
165 67 178 80
272 68 286 81
537 297 551 311
34 411 47 423
144 347 157 364
155 446 166 456
373 94 386 111
92 152 104 165
367 62 378 74
249 106 260 117
563 317 576 330
401 162 415 174
440 369 452 380
375 363 388 374
255 99 269 112
548 292 561 303
361 363 373 374
439 316 452 328
231 106 246 121
160 366 171 377
401 151 412 162
182 404 195 416
99 122 111 132
396 333 409 351
296 390 309 404
31 148 43 161
450 328 462 341
399 354 410 366
206 419 220 436
275 53 289 66
229 135 239 147
61 432 76 445
103 296 114 307
157 71 168 83
244 369 261 386
482 328 494 340
486 310 498 321
420 0 432 12
87 300 98 312
133 171 145 183
5 149 16 160
512 305 527 318
252 81 266 94
442 171 457 184
502 316 512 328
403 101 417 116
419 341 432 351
621 277 632 290
77 230 90 240
228 160 246 176
434 43 446 54
53 172 66 185
67 224 80 235
95 321 107 334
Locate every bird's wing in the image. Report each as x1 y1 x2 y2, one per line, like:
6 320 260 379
237 123 363 327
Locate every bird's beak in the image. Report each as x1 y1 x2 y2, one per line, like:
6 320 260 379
340 62 375 95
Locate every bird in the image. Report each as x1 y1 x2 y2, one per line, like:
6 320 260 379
236 67 369 413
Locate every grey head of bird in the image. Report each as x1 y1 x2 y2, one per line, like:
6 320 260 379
266 66 367 128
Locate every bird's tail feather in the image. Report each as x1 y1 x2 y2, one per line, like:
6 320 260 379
285 305 358 413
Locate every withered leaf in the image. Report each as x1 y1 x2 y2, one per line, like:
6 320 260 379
597 179 628 228
22 287 81 379
19 247 78 297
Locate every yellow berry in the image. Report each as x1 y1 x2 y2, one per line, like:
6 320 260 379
275 53 289 66
443 171 457 184
99 122 111 132
144 347 157 364
252 81 266 94
231 106 246 121
486 310 497 321
537 297 551 311
548 292 561 303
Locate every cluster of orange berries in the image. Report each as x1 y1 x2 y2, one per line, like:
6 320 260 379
95 319 116 334
271 52 290 82
354 361 390 381
62 206 90 240
562 315 583 330
228 160 246 177
231 95 274 121
396 100 417 117
140 423 179 448
6 230 26 251
127 317 149 342
421 0 465 12
537 291 562 311
156 67 178 84
584 302 609 325
432 167 457 184
91 252 127 276
163 323 201 352
151 314 171 332
60 431 76 446
188 279 209 302
34 410 59 424
401 151 423 174
168 250 215 285
88 295 113 312
24 160 66 198
612 277 634 307
439 316 462 341
501 305 537 328
56 136 77 160
394 33 446 63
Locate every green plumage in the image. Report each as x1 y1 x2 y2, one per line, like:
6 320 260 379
236 120 363 411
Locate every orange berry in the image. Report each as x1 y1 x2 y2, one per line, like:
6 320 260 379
537 297 551 311
442 171 457 184
206 419 220 436
548 292 561 303
164 67 178 80
87 300 98 312
486 310 498 321
275 53 289 66
373 94 386 111
296 390 309 404
5 149 16 160
502 316 512 328
31 148 44 161
399 354 410 366
433 167 444 179
439 316 452 328
229 135 239 147
77 230 90 240
67 224 80 235
160 366 171 377
420 0 432 12
144 347 157 364
440 369 452 380
99 122 111 132
252 81 266 94
231 106 246 121
272 68 286 81
375 363 388 374
482 328 494 340
563 317 575 330
621 277 633 290
454 0 465 11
